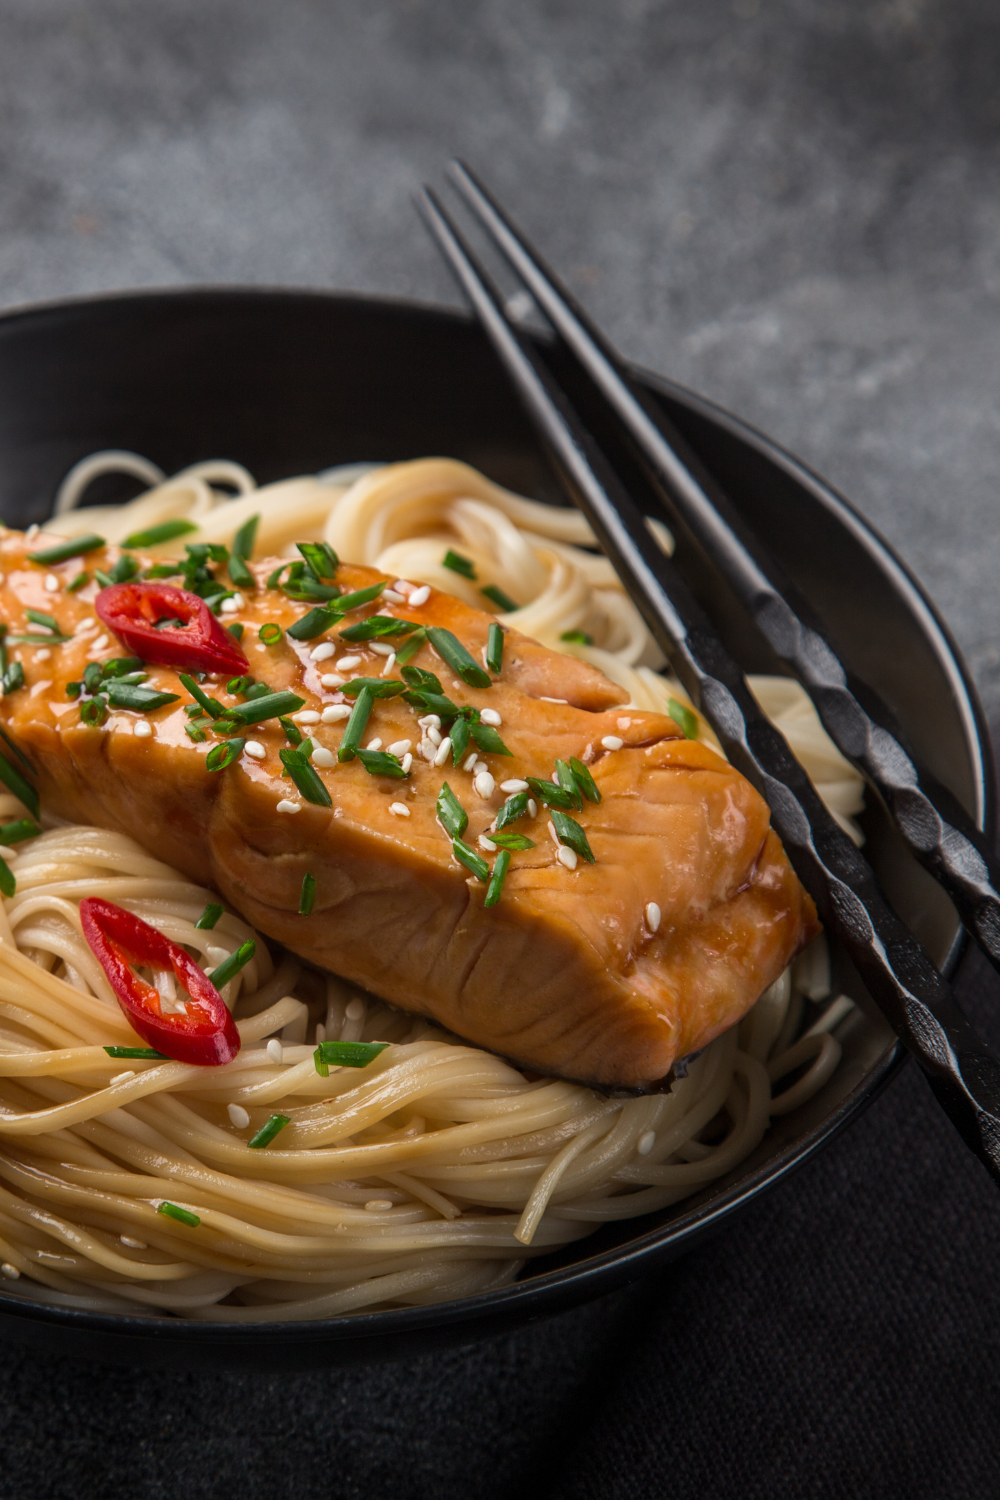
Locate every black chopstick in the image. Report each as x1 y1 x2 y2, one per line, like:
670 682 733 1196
418 182 1000 1186
446 159 1000 987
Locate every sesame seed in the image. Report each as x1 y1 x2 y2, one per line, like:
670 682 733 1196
552 772 560 784
548 820 559 844
479 835 497 852
322 704 352 723
380 652 396 677
540 696 568 704
418 714 441 730
134 720 153 739
345 999 365 1019
557 846 578 870
0 1263 19 1280
295 710 321 724
44 573 59 592
645 901 662 934
370 641 394 656
409 585 431 607
312 746 336 768
389 802 410 818
254 643 268 653
418 739 436 761
500 779 528 794
220 597 239 614
266 1039 283 1064
427 725 442 747
392 580 412 595
383 589 406 604
231 592 245 608
401 752 413 772
637 1130 656 1156
120 1236 146 1250
320 673 345 689
433 736 452 767
244 740 266 759
92 634 109 652
601 735 624 751
364 1199 394 1212
388 739 412 757
337 655 362 671
311 642 336 662
474 771 495 799
463 753 479 772
227 1103 250 1129
528 798 537 818
34 649 51 662
617 717 632 729
110 1070 136 1085
480 707 502 726
366 738 383 752
276 799 301 814
25 524 39 541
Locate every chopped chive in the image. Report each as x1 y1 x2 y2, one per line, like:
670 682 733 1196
450 715 470 763
569 756 602 804
401 665 442 693
279 747 333 806
102 656 145 679
205 738 245 772
1 663 24 696
207 938 256 991
279 716 303 747
453 838 490 883
0 725 35 776
551 811 596 864
227 674 252 695
426 627 491 689
313 1040 388 1076
339 678 406 699
495 792 529 830
7 632 73 646
157 1202 200 1228
66 570 90 593
27 533 106 565
436 782 468 838
227 622 245 641
487 830 536 852
247 1113 291 1149
339 615 419 643
179 672 225 719
668 697 699 739
102 554 140 586
484 848 510 908
482 584 518 613
469 722 512 757
185 724 207 742
401 688 459 720
394 627 427 666
25 609 58 633
80 696 109 726
355 748 408 778
554 759 584 811
265 563 291 590
243 682 273 701
258 622 282 646
104 1046 170 1059
286 605 339 641
227 553 255 589
0 754 39 818
143 563 182 579
442 549 477 580
338 686 373 762
0 858 15 898
331 582 386 614
122 519 198 549
0 819 39 845
297 540 339 579
195 903 224 930
232 513 260 561
560 629 593 645
525 776 578 811
284 577 343 603
486 622 505 674
83 662 103 693
221 691 305 726
298 872 316 916
105 683 180 712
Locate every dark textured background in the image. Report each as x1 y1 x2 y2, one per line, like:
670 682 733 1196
2 1 1000 1495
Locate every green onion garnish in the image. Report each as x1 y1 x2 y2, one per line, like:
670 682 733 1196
66 570 90 593
313 1040 388 1076
0 859 15 898
144 564 182 579
442 549 477 580
332 582 386 614
453 838 490 883
243 682 273 701
25 609 58 634
569 756 602 804
551 811 596 864
0 725 35 776
79 696 109 726
298 872 316 916
484 848 510 908
470 722 512 757
104 1046 169 1060
258 623 282 646
185 724 207 742
668 697 699 739
8 632 73 646
525 776 578 811
1 663 25 696
232 513 260 562
482 585 518 613
195 903 224 930
394 627 427 666
338 615 419 643
450 716 470 763
227 675 252 696
487 830 536 852
426 626 492 689
265 563 291 590
286 605 339 641
220 690 306 726
96 554 139 587
338 686 373 762
283 576 342 603
157 1202 200 1227
248 1114 291 1150
495 792 528 830
339 678 406 700
0 819 38 845
279 715 302 746
178 672 225 719
27 533 106 566
205 738 245 773
227 553 254 589
122 519 198 549
105 683 180 713
0 753 38 818
297 540 339 579
227 622 245 641
83 662 103 693
560 628 593 645
207 938 256 990
401 665 442 692
554 759 584 810
102 656 146 679
279 747 332 806
486 622 504 674
355 748 408 778
401 688 459 720
436 782 468 838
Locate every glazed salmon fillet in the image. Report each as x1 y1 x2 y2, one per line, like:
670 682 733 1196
0 529 818 1089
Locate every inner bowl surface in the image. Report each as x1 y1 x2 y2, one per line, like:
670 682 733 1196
0 287 989 1369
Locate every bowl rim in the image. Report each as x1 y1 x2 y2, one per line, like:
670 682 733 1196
0 282 989 1349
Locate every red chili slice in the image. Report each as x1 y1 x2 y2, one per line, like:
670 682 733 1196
95 581 248 677
80 897 241 1066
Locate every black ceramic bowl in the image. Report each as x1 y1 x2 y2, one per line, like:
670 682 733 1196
0 289 990 1370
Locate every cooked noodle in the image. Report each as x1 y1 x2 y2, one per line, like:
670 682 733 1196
0 454 863 1319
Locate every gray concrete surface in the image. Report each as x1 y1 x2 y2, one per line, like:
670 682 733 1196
1 0 999 713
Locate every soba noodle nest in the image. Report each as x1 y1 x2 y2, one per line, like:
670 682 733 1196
0 455 863 1320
